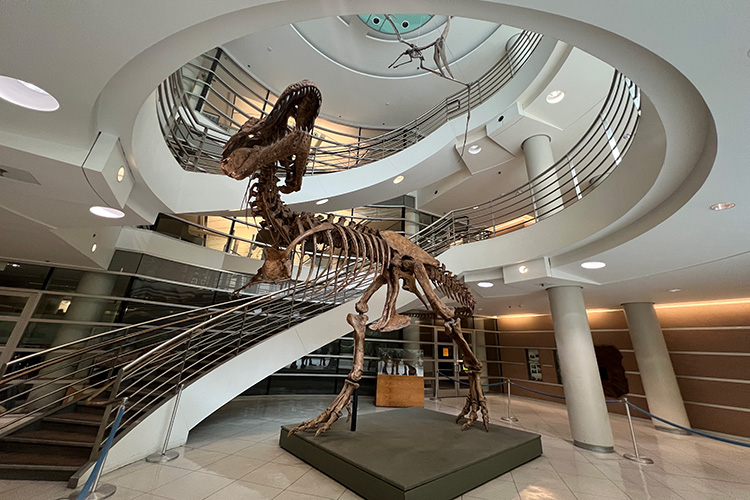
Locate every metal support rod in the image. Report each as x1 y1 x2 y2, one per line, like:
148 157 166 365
622 398 654 464
500 378 519 422
146 384 184 463
350 388 359 432
62 398 128 500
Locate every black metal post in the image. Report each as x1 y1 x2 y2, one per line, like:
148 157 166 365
350 388 359 432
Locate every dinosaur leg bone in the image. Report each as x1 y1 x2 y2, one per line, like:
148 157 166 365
446 318 489 431
411 262 489 431
370 269 411 332
289 313 368 436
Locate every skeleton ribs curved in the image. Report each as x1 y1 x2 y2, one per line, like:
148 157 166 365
220 80 489 435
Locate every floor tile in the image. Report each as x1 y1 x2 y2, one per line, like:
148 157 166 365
204 480 283 500
287 469 347 499
149 470 233 500
108 464 192 492
241 462 310 489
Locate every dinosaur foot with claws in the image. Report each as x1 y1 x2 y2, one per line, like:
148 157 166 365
456 369 490 431
288 379 359 437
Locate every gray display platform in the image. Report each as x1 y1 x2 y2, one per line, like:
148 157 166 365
279 407 542 500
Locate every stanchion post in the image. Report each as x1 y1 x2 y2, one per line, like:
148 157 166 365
622 398 654 464
500 378 519 423
147 384 184 463
350 387 359 432
62 398 128 500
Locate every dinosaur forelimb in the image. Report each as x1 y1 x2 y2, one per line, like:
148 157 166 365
289 313 368 437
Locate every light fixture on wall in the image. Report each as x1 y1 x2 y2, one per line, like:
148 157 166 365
477 282 494 288
546 90 565 104
0 76 60 111
89 206 125 219
581 261 606 269
393 175 404 184
316 198 329 205
710 202 735 211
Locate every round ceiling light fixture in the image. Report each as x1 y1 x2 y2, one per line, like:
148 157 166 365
116 166 125 182
518 265 529 274
546 90 565 104
316 198 329 205
89 206 125 219
477 281 494 288
0 76 60 111
667 288 682 293
393 175 404 184
710 202 735 211
91 243 97 253
468 145 482 155
581 261 606 269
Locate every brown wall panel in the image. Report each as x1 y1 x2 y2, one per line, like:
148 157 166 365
663 329 750 353
677 378 750 408
625 373 644 395
591 330 633 349
685 403 750 438
656 301 750 328
497 331 556 347
498 315 554 331
509 379 565 404
499 347 527 363
501 363 529 380
619 351 639 372
541 365 558 383
609 394 650 417
670 354 750 380
539 349 556 365
587 310 628 330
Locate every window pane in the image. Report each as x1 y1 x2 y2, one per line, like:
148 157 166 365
0 295 27 316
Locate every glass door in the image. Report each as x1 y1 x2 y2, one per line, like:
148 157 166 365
436 343 470 398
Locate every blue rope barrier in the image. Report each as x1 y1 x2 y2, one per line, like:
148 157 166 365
624 400 750 449
77 401 127 500
436 371 507 388
508 381 566 400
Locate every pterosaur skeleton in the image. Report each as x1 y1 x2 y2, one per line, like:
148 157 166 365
220 81 489 435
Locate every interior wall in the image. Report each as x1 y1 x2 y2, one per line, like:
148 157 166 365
495 300 750 438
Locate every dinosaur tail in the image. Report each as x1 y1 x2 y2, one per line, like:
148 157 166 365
425 265 475 312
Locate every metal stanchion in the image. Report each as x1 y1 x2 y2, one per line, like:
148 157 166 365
500 379 518 422
146 384 184 463
622 398 654 464
350 387 359 432
61 398 128 500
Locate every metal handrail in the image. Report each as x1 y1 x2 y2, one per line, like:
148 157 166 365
158 31 543 175
412 71 641 254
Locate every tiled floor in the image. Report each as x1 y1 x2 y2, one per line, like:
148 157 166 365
2 394 749 499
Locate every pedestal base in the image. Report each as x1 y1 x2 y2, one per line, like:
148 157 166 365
280 407 542 500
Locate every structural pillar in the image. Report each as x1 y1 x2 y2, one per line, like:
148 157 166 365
547 286 614 452
522 134 563 219
622 302 691 433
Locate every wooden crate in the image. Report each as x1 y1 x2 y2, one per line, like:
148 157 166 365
375 374 424 408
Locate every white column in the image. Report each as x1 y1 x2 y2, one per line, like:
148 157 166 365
547 286 614 452
622 302 691 433
522 134 563 219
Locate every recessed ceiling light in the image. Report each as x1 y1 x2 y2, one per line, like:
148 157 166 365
117 166 125 182
9 263 20 268
316 198 329 205
477 282 494 288
667 288 682 293
546 90 565 104
518 265 529 274
0 76 60 111
91 243 97 253
393 175 404 184
90 206 125 218
710 202 735 211
468 145 482 155
472 206 479 210
581 261 606 269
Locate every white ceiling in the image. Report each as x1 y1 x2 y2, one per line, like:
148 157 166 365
0 1 749 319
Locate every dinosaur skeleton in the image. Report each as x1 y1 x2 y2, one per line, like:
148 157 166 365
220 80 489 435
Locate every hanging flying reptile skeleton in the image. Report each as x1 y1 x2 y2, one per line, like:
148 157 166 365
220 81 489 435
385 15 473 154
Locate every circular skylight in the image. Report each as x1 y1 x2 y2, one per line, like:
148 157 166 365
359 14 434 34
0 76 59 111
